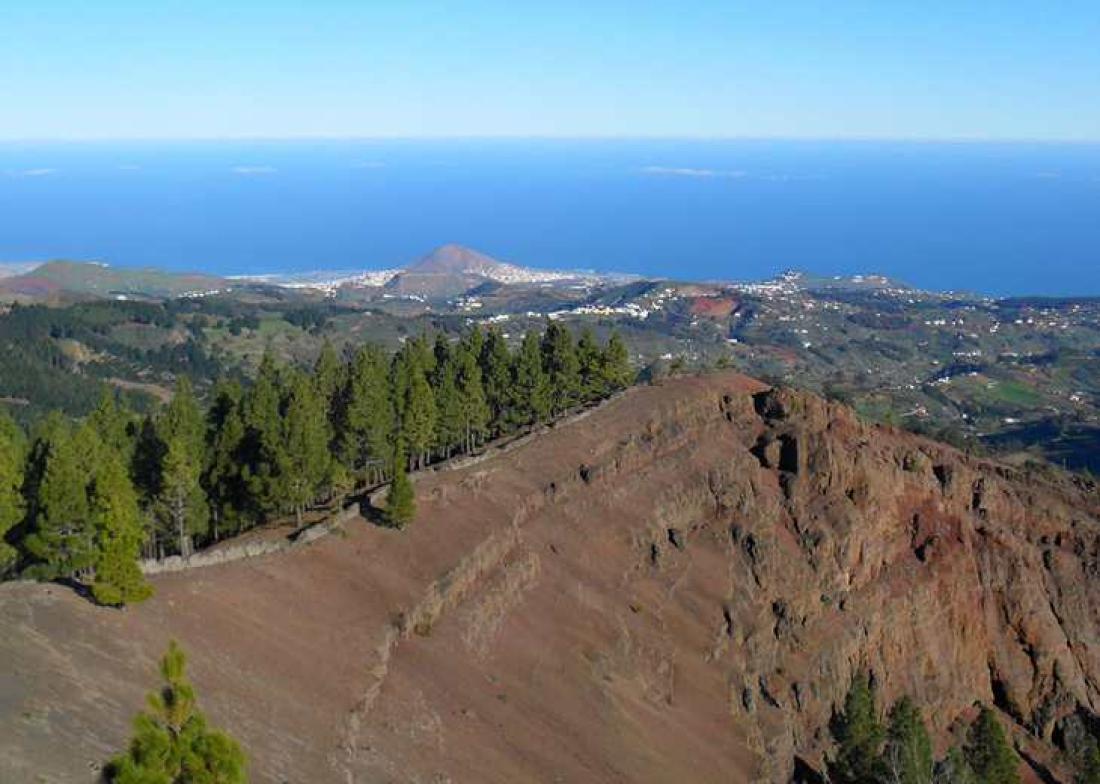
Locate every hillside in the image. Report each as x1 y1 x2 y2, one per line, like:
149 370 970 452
384 244 574 298
3 372 1099 782
0 261 229 301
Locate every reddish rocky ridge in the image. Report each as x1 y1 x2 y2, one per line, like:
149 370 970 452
1 371 1098 782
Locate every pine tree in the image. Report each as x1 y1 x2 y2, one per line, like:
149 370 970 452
601 331 634 392
394 343 436 470
0 411 26 575
23 420 99 580
935 747 977 784
964 706 1020 784
88 388 136 463
385 442 416 529
455 343 490 454
131 414 165 508
90 450 152 607
312 338 343 406
156 434 209 558
431 337 464 458
405 367 436 469
576 327 604 402
882 696 933 784
279 371 331 526
241 352 287 517
324 459 353 505
312 338 343 448
541 321 581 416
410 333 438 377
513 330 551 427
1077 741 1100 784
339 344 394 483
159 378 205 466
203 380 248 539
829 673 886 784
479 327 514 436
151 377 210 554
106 640 247 784
463 324 485 365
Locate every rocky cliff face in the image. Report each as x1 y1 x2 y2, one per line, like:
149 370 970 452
703 385 1100 780
2 372 1097 783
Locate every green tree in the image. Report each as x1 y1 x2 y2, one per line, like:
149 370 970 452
385 441 416 529
601 331 634 392
462 324 485 365
153 377 209 554
106 640 247 784
935 747 977 784
203 380 248 539
1077 741 1100 784
479 327 514 436
312 338 343 447
279 371 331 525
0 411 27 575
394 343 436 471
541 321 580 416
88 388 136 463
512 330 551 427
455 342 490 454
431 337 464 458
404 366 436 469
90 450 152 606
409 333 437 377
324 459 353 506
829 673 886 784
23 416 149 594
131 415 164 508
241 352 287 518
882 696 933 784
964 706 1019 784
576 327 604 402
23 420 99 580
156 434 209 558
312 338 343 406
338 344 394 483
159 378 205 465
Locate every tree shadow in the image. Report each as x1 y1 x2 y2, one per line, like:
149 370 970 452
50 576 121 609
357 496 392 528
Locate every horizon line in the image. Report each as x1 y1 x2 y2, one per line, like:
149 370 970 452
2 133 1100 146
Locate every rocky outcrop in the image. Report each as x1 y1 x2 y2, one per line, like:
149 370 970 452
1 372 1097 783
713 386 1100 780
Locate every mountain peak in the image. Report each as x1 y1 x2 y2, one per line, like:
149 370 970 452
386 244 575 298
409 244 507 276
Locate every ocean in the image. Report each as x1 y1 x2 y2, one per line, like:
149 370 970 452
1 139 1098 296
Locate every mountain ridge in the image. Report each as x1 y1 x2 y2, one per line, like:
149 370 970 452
0 246 597 302
0 259 228 302
2 371 1097 782
0 249 935 304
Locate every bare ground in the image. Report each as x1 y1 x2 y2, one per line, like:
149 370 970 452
1 374 763 784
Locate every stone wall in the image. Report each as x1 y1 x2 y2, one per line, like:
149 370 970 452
139 503 360 575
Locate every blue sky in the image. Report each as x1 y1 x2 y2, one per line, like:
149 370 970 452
3 1 1100 141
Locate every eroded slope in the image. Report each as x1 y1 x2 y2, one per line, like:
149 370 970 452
2 372 1098 783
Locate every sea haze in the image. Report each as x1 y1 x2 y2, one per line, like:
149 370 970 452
1 139 1098 296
